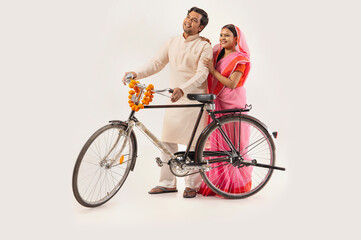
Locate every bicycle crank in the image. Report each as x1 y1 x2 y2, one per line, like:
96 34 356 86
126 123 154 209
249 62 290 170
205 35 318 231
169 159 189 177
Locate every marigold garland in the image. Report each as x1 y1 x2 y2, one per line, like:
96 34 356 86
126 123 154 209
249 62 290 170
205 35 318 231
128 80 154 112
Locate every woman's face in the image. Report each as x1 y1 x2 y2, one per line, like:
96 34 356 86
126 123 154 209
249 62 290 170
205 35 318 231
219 28 237 49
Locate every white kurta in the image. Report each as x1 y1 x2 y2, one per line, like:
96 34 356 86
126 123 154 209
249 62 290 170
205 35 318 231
135 34 212 146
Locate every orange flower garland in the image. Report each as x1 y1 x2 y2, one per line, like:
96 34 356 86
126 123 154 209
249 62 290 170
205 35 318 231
128 80 154 112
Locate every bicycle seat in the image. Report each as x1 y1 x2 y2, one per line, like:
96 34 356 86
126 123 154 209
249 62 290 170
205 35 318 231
187 94 216 103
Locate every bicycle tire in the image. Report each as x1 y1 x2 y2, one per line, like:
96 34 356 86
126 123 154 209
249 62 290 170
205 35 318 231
72 123 137 207
196 114 276 199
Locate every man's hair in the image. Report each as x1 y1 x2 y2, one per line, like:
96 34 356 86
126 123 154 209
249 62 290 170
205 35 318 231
187 6 209 31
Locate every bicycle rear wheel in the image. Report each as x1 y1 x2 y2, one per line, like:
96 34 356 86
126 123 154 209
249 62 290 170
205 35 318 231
197 114 275 199
72 123 137 207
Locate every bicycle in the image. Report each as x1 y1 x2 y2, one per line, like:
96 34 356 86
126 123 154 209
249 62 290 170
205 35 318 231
72 76 286 208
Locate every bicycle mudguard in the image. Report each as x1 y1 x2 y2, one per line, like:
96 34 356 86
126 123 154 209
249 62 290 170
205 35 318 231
109 120 138 171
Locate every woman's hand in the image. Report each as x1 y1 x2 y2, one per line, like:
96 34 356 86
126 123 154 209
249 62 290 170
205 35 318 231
203 58 216 75
200 36 211 45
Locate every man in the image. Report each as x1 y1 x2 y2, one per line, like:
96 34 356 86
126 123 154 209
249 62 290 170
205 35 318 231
123 7 212 198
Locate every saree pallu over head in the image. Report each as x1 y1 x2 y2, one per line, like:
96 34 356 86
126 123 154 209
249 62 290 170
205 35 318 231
208 25 251 96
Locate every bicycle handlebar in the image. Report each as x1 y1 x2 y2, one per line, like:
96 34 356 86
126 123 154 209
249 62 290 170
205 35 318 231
154 88 174 93
124 73 173 93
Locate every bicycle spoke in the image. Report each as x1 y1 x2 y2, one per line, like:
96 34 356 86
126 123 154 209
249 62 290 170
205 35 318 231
89 145 102 160
241 137 266 157
87 168 104 202
79 166 101 182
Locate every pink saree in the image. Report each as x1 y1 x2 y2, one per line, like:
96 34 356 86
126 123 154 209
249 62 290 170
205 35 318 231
198 26 253 196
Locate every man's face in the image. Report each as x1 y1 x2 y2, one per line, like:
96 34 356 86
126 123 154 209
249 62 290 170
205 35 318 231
183 11 204 35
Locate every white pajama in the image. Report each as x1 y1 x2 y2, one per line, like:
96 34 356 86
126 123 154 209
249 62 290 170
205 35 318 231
158 142 202 190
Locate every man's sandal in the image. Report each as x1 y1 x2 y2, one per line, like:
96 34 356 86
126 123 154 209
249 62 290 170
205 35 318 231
183 187 197 198
148 186 178 194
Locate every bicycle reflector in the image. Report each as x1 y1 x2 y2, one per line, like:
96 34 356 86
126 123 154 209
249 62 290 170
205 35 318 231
119 155 124 164
272 132 278 138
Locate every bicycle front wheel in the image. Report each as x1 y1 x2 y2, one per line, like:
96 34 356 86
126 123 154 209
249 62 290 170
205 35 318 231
72 123 137 207
197 114 275 199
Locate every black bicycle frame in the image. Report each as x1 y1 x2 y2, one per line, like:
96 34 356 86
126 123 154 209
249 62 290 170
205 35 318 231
127 104 249 163
126 103 286 171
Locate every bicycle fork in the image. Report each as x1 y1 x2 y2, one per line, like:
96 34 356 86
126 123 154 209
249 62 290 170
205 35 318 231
104 121 135 167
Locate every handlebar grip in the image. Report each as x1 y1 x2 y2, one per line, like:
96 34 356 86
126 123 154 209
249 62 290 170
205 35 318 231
125 73 135 81
168 89 174 93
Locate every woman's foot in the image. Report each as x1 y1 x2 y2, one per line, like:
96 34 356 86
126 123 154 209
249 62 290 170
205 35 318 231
183 187 197 198
148 186 178 194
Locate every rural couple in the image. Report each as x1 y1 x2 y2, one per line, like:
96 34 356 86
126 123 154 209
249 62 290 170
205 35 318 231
123 6 251 198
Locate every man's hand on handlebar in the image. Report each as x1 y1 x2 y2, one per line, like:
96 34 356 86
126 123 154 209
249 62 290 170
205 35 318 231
122 72 137 85
122 73 183 102
171 88 184 103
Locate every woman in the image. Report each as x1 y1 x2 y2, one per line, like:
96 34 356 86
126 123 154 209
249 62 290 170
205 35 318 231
198 24 252 196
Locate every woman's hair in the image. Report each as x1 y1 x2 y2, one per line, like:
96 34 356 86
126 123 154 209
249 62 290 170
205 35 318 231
216 24 238 63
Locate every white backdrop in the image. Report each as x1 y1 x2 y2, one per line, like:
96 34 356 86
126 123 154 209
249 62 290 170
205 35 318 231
1 0 360 239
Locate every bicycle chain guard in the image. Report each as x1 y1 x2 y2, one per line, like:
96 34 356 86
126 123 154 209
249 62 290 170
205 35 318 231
169 159 190 177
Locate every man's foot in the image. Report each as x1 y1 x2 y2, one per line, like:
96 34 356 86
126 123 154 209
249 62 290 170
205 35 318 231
148 186 178 194
183 187 197 198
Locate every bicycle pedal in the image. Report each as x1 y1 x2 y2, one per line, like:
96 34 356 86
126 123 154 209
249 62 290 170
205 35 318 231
155 157 163 167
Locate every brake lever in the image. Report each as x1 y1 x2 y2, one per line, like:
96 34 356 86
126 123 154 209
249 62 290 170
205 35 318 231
153 88 173 98
154 88 173 93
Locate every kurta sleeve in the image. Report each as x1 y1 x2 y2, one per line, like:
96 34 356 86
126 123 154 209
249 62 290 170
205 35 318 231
179 43 212 95
135 39 170 80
